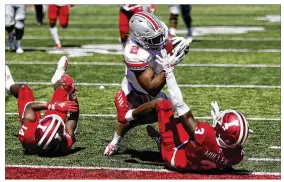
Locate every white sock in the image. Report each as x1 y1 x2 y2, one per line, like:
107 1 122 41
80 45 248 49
166 71 190 116
125 109 134 122
15 40 21 48
112 132 123 143
169 28 176 36
50 27 60 44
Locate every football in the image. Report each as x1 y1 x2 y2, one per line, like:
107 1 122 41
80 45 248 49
165 39 190 55
165 40 174 55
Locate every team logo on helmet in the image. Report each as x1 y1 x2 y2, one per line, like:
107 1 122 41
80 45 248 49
35 114 65 152
213 110 249 148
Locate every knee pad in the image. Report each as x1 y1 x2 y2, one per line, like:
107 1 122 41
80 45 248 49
15 20 25 30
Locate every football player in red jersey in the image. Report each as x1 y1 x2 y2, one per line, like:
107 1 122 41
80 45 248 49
5 56 79 155
48 4 73 49
119 54 251 171
119 4 156 48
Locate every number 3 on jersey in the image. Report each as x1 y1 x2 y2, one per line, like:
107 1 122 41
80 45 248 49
195 128 204 135
130 46 139 54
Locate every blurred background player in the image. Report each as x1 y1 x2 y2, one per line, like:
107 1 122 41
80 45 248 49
48 4 73 49
104 12 189 156
5 4 26 53
5 56 79 154
34 4 46 25
119 4 156 48
169 5 193 43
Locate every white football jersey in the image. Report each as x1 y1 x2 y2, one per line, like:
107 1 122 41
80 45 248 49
123 38 164 94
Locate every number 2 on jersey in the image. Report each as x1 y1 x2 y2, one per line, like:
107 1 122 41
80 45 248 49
130 46 139 54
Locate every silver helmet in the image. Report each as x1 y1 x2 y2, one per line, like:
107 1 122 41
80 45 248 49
129 12 167 50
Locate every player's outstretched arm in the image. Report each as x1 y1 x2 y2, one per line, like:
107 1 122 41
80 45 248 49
165 70 198 140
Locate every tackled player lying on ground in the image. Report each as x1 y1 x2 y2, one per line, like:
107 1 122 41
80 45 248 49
5 56 79 155
119 54 251 171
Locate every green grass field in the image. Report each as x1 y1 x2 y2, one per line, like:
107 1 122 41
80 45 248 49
5 5 280 173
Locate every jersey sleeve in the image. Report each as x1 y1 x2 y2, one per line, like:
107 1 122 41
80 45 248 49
123 44 152 71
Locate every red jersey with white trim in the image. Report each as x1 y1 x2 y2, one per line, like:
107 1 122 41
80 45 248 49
181 122 244 171
123 38 165 94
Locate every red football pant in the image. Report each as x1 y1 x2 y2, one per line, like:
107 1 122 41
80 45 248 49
48 5 69 28
157 100 189 169
43 88 68 122
119 8 142 43
18 86 41 125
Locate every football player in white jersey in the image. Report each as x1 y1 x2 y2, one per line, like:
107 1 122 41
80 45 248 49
104 12 190 156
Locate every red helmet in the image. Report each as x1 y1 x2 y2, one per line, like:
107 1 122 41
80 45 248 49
213 109 249 148
35 114 65 152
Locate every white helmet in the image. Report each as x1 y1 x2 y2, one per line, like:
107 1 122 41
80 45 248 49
129 12 167 50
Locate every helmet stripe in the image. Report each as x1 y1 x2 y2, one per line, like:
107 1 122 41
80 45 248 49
239 112 249 145
37 116 56 147
135 12 159 30
43 118 61 149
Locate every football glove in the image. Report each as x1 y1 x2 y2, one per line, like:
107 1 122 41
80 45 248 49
46 101 78 113
61 74 77 94
172 36 189 55
156 49 185 73
211 101 220 122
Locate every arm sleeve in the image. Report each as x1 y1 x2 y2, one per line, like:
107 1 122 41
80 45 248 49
166 71 190 116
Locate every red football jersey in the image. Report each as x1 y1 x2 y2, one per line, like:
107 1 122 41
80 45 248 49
184 122 244 171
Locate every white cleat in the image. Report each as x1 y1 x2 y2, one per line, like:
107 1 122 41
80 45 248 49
51 56 69 86
5 65 15 95
104 139 123 156
16 47 24 53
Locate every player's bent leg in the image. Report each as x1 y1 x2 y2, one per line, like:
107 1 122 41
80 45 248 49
51 56 69 87
59 5 69 28
115 89 130 124
17 85 41 125
43 87 68 121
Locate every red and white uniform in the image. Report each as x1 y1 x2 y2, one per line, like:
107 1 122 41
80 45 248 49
48 4 70 27
157 100 244 171
17 86 69 153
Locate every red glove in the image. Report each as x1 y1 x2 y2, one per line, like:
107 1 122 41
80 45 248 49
61 74 77 94
46 101 78 113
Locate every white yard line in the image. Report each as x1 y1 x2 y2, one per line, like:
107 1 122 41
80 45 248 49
6 46 281 53
5 112 281 121
5 46 280 53
5 164 281 175
247 158 281 162
269 146 281 149
6 61 280 68
12 81 281 89
22 36 281 42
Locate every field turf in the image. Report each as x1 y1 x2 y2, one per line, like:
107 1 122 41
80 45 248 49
5 5 280 175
